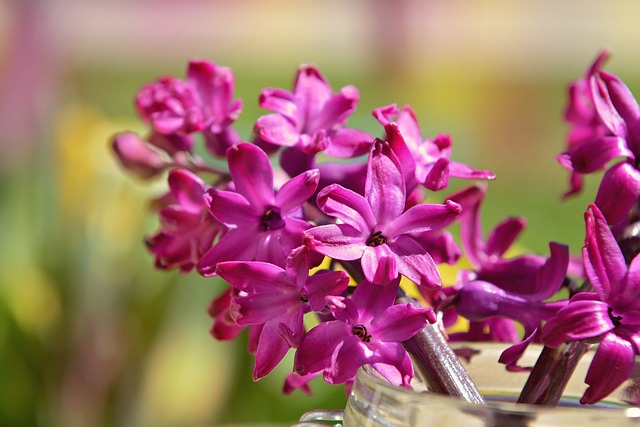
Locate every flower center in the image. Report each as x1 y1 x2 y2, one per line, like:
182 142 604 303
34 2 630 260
608 307 623 327
261 207 285 231
351 324 372 342
366 231 387 247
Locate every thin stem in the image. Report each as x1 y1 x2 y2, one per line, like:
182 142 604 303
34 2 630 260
398 295 485 404
517 341 589 405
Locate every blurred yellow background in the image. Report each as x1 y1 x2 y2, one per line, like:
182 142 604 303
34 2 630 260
1 0 639 426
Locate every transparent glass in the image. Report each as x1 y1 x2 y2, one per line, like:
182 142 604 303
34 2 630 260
342 343 640 427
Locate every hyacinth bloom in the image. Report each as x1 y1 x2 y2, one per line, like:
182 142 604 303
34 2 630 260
216 259 350 380
373 104 495 192
254 65 372 158
559 52 640 224
145 169 222 272
542 204 640 404
197 143 319 275
306 133 462 287
135 60 242 156
294 278 435 387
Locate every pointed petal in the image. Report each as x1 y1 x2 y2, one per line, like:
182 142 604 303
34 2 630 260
389 235 441 289
216 261 289 293
559 136 632 174
541 297 614 347
293 66 333 121
584 204 627 300
421 157 450 191
595 161 640 226
387 200 461 237
305 270 350 312
325 337 369 384
205 188 260 226
366 137 405 225
448 184 488 266
591 75 626 136
324 127 374 158
305 224 367 261
316 184 375 233
448 161 496 180
168 169 206 212
227 143 275 209
361 245 398 285
484 217 526 258
600 70 640 125
253 320 292 380
371 304 433 342
275 169 319 214
311 85 358 130
196 227 258 276
294 321 350 375
255 113 300 147
581 332 635 404
528 242 570 301
349 279 400 324
258 87 298 123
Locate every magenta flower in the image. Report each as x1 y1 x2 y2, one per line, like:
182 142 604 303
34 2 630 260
197 143 319 275
306 132 462 287
254 65 372 158
294 278 434 387
542 204 640 404
145 169 222 272
135 60 242 156
216 260 349 380
373 104 495 192
559 52 640 224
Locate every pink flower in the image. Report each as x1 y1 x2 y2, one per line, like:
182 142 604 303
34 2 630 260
373 104 494 192
145 169 222 272
294 278 434 387
216 259 349 380
254 65 372 158
542 204 640 404
197 143 319 275
111 131 168 179
306 126 462 287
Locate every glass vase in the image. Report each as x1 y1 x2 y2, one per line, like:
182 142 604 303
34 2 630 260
294 343 640 427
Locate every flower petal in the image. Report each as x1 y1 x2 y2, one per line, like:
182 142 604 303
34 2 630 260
581 332 635 404
311 85 359 130
594 161 640 226
387 200 461 237
294 321 350 375
389 235 441 289
253 319 293 380
196 227 259 276
227 143 275 209
255 113 300 147
583 204 627 300
205 188 260 226
366 137 405 226
448 184 488 267
324 127 373 158
305 223 367 261
168 169 206 212
361 245 399 285
370 304 433 342
541 296 614 348
259 87 298 123
484 217 526 258
216 261 289 293
316 184 375 232
325 336 369 384
275 169 319 215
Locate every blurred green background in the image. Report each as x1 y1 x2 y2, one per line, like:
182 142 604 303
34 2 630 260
2 0 640 426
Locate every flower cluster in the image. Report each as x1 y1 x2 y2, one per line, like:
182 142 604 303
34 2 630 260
113 54 640 405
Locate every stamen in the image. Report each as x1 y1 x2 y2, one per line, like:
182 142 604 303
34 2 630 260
366 231 386 247
261 207 285 231
352 324 372 342
608 307 623 327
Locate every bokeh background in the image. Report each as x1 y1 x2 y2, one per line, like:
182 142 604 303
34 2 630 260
2 0 640 426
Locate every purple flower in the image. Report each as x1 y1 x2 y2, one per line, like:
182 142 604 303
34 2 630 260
197 143 319 275
135 60 242 156
542 204 640 404
373 104 495 192
254 65 372 158
187 60 243 156
145 169 222 272
306 131 462 287
294 278 435 387
559 52 640 224
216 259 349 380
